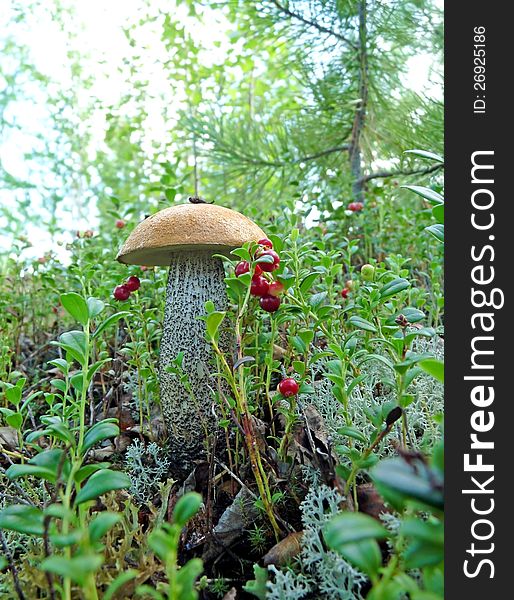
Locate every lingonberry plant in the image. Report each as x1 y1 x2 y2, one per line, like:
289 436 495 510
1 154 443 599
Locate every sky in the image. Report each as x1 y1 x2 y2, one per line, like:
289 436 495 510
0 0 442 261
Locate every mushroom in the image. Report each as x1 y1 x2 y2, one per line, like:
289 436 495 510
117 203 265 474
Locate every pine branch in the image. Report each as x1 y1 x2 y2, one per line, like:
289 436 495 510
357 162 444 185
269 0 358 50
294 144 350 162
207 143 350 169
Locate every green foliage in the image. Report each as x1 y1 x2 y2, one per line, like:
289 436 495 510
1 1 443 598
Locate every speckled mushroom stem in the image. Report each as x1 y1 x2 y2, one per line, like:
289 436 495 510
159 250 229 474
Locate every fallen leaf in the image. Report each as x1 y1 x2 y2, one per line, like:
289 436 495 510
263 531 303 566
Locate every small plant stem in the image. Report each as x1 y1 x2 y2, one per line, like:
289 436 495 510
210 283 282 540
277 394 296 461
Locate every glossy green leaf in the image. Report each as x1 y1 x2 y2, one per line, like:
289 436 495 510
404 149 444 163
401 185 444 205
82 421 119 454
88 512 121 543
75 469 131 505
419 359 444 383
371 457 443 511
425 224 444 243
324 512 388 547
60 292 89 325
0 505 45 535
41 555 104 586
337 426 367 444
87 297 105 319
205 311 225 340
173 492 202 527
379 277 410 299
348 315 377 332
93 311 131 339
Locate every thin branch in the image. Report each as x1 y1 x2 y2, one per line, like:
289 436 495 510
357 162 444 185
270 0 358 50
210 143 350 170
296 144 350 162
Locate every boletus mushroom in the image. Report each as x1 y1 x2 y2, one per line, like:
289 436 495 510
117 203 265 474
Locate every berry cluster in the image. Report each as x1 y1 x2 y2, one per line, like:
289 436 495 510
347 201 364 212
235 238 284 313
113 275 141 301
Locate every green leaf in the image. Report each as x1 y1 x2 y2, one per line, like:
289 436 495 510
337 426 367 444
173 492 202 527
103 569 139 600
324 512 388 547
88 512 121 543
56 330 87 365
309 291 327 309
432 203 444 224
332 538 382 578
48 358 70 374
4 380 24 406
6 412 23 430
231 247 251 262
243 564 268 599
165 188 177 202
0 505 45 535
87 358 112 385
419 359 444 383
386 307 425 325
41 555 104 586
0 556 7 570
148 526 175 562
175 558 203 600
299 272 319 293
6 464 57 483
401 185 444 205
404 149 444 163
347 315 377 333
371 457 443 511
205 311 225 340
82 421 119 454
87 297 105 319
379 278 410 299
425 224 444 243
75 469 131 505
50 530 84 548
74 463 111 484
93 311 131 339
60 293 89 326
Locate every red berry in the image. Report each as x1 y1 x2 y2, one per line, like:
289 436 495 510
115 219 126 229
348 202 364 212
278 377 299 397
235 261 263 277
235 261 250 277
125 276 141 292
257 237 273 249
259 294 281 312
113 285 131 301
257 249 280 272
268 281 285 297
250 275 270 297
341 288 350 299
